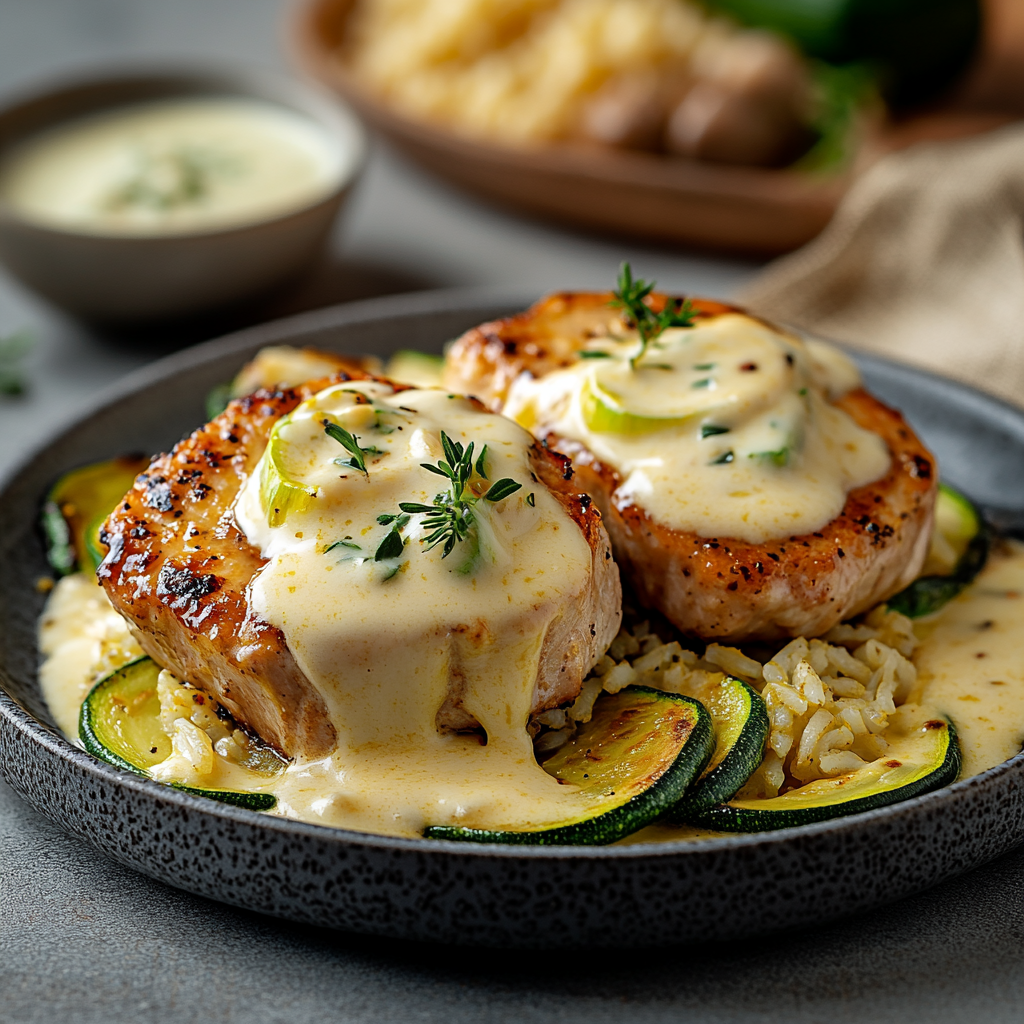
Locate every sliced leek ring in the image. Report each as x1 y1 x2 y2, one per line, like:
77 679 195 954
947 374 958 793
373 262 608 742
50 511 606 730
579 375 693 436
260 413 318 527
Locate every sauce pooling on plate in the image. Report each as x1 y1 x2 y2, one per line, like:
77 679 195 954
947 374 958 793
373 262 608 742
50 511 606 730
0 97 351 235
502 313 891 543
912 541 1024 777
230 381 603 837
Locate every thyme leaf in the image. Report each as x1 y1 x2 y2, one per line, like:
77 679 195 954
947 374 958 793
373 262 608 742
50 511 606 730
325 539 361 552
374 528 405 561
323 419 369 476
483 478 522 502
388 431 523 564
0 328 33 397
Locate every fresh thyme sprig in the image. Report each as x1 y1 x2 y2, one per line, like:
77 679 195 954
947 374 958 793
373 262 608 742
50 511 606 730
389 431 522 561
610 262 696 370
323 419 370 476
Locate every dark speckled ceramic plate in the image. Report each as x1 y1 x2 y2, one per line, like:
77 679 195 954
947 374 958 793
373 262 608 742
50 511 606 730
2 289 1024 949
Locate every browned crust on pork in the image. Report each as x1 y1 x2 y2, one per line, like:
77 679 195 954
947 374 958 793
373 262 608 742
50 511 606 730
443 291 738 411
443 291 938 641
99 370 619 755
552 388 936 641
97 371 379 758
529 443 621 708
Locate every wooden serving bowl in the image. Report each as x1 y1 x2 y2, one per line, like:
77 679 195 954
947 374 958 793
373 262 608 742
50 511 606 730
291 0 849 256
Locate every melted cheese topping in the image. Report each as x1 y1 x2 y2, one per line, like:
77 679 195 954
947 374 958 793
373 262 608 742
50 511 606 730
0 97 352 235
502 314 891 543
230 382 600 836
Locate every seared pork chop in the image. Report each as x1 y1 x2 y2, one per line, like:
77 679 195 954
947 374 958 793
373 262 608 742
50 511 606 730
443 292 938 641
97 371 619 758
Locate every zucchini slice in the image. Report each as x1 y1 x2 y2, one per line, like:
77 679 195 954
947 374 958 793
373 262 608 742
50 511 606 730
42 456 149 575
888 484 990 618
205 381 234 420
424 686 714 845
383 350 444 388
669 677 769 820
688 714 960 833
80 657 277 811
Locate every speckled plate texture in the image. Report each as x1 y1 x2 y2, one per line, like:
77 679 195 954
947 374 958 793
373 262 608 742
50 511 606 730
2 288 1024 949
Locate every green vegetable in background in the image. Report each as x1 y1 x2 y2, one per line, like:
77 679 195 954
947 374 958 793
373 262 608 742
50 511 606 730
0 328 33 396
796 61 877 174
702 0 982 106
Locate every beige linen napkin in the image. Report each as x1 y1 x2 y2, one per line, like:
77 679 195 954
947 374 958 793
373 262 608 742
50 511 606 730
739 122 1024 408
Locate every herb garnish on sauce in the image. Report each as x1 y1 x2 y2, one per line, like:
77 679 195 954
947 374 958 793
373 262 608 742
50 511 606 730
609 263 696 370
392 431 522 561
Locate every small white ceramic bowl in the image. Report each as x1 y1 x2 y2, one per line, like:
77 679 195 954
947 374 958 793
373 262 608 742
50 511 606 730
0 67 366 321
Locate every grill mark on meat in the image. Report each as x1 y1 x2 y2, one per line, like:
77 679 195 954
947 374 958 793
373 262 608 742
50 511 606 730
157 563 221 602
140 474 174 512
98 374 371 757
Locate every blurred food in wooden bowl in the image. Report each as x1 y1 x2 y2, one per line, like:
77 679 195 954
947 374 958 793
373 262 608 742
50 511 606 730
293 0 983 255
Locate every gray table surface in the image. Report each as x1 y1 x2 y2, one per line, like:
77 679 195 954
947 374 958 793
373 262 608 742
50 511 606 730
2 3 1023 1022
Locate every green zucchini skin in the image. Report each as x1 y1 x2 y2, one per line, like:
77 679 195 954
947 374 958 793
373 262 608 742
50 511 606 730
688 718 961 833
41 456 149 576
80 657 277 812
41 499 76 577
168 783 276 812
888 485 990 618
669 678 769 821
425 686 715 846
205 382 233 420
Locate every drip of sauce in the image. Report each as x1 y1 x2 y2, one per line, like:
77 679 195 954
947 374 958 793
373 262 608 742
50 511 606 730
0 97 352 236
231 382 601 837
502 313 891 543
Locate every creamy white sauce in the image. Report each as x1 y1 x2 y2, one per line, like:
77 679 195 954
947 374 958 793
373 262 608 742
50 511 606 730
912 540 1024 778
38 573 143 737
38 541 1024 840
502 314 891 543
0 98 353 235
231 381 602 836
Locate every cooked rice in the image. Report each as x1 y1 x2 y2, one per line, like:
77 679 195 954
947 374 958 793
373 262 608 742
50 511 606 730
533 604 921 797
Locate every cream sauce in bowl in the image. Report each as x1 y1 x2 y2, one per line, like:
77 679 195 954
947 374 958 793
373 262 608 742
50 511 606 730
0 97 356 236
